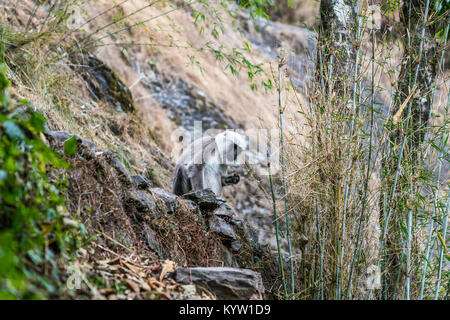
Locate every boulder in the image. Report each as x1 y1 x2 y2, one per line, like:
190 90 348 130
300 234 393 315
151 188 178 214
175 267 264 300
212 203 235 221
208 215 237 242
182 189 224 211
143 223 162 256
131 174 150 189
123 190 156 213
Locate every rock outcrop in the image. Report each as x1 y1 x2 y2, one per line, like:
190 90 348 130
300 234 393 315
70 53 136 113
182 189 225 211
175 267 265 300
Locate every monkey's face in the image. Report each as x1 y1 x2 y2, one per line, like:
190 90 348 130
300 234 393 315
215 131 248 166
223 142 244 165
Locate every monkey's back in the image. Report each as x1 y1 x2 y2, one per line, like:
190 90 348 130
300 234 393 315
172 136 216 195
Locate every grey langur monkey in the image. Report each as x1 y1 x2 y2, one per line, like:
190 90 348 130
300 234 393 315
172 131 252 197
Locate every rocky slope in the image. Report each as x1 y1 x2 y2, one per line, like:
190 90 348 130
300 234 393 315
44 127 268 299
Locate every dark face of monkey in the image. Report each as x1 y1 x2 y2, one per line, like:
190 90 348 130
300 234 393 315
224 143 239 164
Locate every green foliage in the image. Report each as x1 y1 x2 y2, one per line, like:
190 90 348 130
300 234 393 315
0 43 73 299
237 0 273 20
434 0 450 15
434 0 449 39
63 136 78 157
0 47 9 106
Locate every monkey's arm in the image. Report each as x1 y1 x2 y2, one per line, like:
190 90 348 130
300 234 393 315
222 173 240 185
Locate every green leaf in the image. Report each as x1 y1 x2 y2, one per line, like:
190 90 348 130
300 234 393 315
63 136 78 157
193 11 201 24
29 112 46 133
243 41 251 53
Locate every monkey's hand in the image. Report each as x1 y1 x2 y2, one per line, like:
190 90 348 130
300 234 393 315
222 173 240 185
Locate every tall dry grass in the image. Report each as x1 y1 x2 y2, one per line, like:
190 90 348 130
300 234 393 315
281 0 449 300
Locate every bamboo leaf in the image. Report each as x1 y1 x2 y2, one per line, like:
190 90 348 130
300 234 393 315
64 136 78 157
437 231 447 250
393 84 418 125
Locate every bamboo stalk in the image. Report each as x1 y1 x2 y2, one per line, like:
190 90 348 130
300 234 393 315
405 192 413 300
419 216 436 299
278 61 295 299
374 59 397 301
434 190 450 299
392 239 406 300
425 23 449 140
370 0 431 299
431 86 450 299
316 197 324 300
267 148 288 299
418 23 450 300
345 1 376 299
337 0 363 300
419 91 450 299
307 36 322 300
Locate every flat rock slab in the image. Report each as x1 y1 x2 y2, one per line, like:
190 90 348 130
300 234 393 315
182 189 225 211
175 267 264 300
44 129 96 150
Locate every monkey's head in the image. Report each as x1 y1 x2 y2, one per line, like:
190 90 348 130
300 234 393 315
214 131 248 166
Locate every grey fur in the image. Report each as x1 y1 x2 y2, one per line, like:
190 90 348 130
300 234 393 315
172 135 241 197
